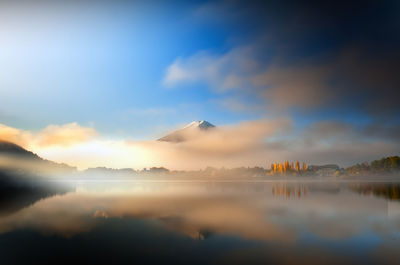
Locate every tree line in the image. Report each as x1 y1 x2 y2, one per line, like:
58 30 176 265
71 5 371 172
346 156 400 175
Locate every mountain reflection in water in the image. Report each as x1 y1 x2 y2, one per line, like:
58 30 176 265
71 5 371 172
0 179 399 265
0 173 74 217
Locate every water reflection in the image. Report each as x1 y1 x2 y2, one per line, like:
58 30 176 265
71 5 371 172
350 183 400 200
0 176 74 217
0 180 399 265
272 183 308 198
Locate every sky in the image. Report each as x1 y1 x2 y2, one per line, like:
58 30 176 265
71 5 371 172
1 0 400 170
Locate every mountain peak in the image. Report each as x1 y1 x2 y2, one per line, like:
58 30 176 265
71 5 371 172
158 120 215 142
183 120 215 130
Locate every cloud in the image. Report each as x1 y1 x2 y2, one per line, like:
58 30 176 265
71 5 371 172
302 121 353 140
119 119 400 170
141 119 290 154
252 63 334 110
291 120 400 166
163 43 400 118
163 46 259 92
0 123 32 148
111 119 290 170
0 122 97 149
36 123 97 147
164 1 400 119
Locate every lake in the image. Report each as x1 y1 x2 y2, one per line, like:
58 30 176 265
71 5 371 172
0 179 399 265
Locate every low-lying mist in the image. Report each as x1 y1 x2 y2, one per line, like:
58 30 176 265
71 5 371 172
1 119 400 171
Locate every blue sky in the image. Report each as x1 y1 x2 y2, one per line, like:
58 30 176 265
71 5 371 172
0 1 255 138
2 1 398 137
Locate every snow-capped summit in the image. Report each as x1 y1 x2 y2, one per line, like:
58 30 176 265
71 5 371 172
182 120 215 130
158 120 215 142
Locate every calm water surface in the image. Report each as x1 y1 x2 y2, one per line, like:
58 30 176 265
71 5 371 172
0 179 399 265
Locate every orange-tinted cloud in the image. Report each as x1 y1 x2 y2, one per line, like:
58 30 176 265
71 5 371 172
121 119 292 170
0 123 32 148
0 122 97 149
36 123 97 147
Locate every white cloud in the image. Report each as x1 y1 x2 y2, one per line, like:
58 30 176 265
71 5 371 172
163 47 258 92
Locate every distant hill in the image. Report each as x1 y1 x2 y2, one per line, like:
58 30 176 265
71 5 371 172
158 120 215 142
0 140 76 175
0 140 42 160
0 141 76 215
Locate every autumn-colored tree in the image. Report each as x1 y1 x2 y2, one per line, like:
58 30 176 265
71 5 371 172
303 162 307 171
296 161 300 172
279 163 283 174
